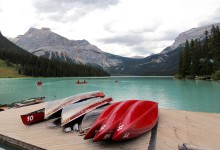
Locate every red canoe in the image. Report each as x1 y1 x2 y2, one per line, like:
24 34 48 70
37 81 42 86
21 108 45 125
93 100 139 142
76 81 88 84
112 100 158 141
84 101 122 139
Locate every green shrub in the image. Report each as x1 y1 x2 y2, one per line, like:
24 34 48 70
174 73 183 79
212 71 220 81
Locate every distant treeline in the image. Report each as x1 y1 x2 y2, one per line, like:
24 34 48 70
177 25 220 80
0 33 109 77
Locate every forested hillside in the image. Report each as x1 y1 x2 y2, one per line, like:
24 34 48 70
177 25 220 80
0 32 109 77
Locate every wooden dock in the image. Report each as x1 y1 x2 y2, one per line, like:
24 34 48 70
0 103 220 150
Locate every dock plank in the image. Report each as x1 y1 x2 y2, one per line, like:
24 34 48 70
0 103 151 150
1 104 220 150
156 109 220 150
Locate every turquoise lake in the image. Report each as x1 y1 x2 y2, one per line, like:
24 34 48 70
0 76 220 113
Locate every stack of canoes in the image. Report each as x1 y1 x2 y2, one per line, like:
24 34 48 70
20 91 158 141
14 97 45 108
0 97 45 111
83 100 158 141
21 91 108 125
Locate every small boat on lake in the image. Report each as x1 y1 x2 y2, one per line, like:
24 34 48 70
37 81 42 86
76 80 87 84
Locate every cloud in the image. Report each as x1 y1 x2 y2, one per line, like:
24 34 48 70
97 30 174 57
104 23 158 34
99 33 145 46
97 23 178 57
131 46 155 56
198 7 220 26
32 0 120 22
155 30 180 41
129 39 173 56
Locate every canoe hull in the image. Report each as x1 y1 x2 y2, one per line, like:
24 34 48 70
61 97 113 126
112 100 158 141
84 101 122 139
45 91 105 119
21 108 45 125
79 105 108 135
14 97 45 108
93 100 139 142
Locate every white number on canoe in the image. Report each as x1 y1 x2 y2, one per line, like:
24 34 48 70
100 124 106 131
123 133 130 139
117 125 124 131
103 133 111 139
27 115 34 122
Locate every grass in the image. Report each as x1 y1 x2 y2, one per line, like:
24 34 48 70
0 59 26 78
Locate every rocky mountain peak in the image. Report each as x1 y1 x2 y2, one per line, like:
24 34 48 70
9 22 220 75
27 27 51 33
161 22 220 54
41 27 51 32
12 27 122 70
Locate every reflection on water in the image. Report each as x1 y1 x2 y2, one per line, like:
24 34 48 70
0 77 220 113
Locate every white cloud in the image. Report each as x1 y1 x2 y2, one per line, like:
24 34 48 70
0 0 220 57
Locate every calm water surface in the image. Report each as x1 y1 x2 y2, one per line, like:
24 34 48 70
0 76 220 113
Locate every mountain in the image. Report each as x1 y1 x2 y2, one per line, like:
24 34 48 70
130 56 145 59
12 28 124 70
112 23 220 75
120 22 220 76
109 46 182 75
0 32 109 77
161 22 220 54
11 23 220 75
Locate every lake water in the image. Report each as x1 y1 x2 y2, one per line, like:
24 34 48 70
0 76 220 113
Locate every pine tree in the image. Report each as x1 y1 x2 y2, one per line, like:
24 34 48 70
190 39 200 76
182 40 191 77
212 26 220 71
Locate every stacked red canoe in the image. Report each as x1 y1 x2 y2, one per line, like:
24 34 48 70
84 100 158 141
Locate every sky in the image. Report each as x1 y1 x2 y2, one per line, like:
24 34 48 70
0 0 220 57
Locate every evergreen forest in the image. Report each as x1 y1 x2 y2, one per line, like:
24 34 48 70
0 32 109 77
177 25 220 80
